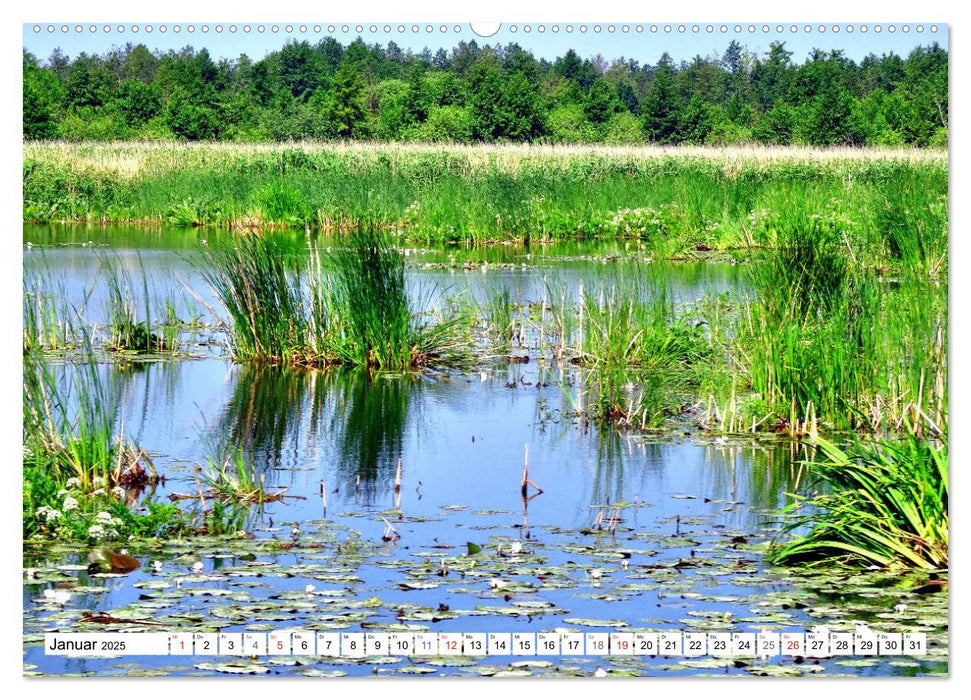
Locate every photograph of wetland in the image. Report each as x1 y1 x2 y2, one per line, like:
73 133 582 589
22 22 948 678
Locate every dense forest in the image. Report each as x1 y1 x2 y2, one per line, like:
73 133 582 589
23 38 948 146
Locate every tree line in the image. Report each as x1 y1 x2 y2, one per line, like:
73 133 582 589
23 38 948 146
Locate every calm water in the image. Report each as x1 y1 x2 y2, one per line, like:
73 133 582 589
22 225 948 678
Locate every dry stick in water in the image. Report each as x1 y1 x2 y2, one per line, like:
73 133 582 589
193 465 207 511
394 458 402 512
520 444 544 498
320 479 327 517
381 517 399 542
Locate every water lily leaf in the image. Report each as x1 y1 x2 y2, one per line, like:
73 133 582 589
87 548 140 574
563 618 629 628
396 666 439 675
299 669 348 677
194 662 270 674
419 656 477 667
467 542 482 555
398 581 440 590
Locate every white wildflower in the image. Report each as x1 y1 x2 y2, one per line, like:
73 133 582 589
192 561 204 574
92 476 107 489
64 477 81 491
111 486 126 499
510 541 522 555
305 584 316 594
87 524 106 540
96 511 114 523
36 506 62 522
594 668 608 677
152 561 163 573
62 496 79 512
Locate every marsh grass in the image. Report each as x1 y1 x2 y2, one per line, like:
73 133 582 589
199 234 312 364
23 267 88 355
199 447 288 506
730 218 946 434
542 269 709 427
101 254 177 352
24 143 947 265
23 356 154 491
201 226 471 370
770 434 948 570
21 352 170 539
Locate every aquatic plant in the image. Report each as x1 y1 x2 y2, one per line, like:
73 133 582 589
770 434 948 570
200 447 288 506
201 226 471 370
735 219 946 433
199 233 313 364
559 269 708 427
22 358 166 539
101 253 176 353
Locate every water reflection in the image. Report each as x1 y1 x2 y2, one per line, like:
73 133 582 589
329 372 414 504
215 365 414 505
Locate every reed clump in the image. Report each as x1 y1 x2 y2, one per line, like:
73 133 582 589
770 433 947 571
201 225 470 370
730 219 946 434
22 356 169 539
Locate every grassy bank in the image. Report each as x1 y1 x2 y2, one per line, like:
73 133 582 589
23 142 947 268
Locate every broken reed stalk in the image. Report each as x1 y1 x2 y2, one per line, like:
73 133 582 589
381 517 399 542
320 478 327 515
193 464 207 511
520 443 544 498
592 508 605 530
608 507 621 534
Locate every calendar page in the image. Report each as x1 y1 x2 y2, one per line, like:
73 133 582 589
20 13 949 681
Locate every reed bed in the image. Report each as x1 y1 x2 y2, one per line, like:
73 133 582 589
24 143 947 264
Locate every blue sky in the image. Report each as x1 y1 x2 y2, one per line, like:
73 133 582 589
23 22 948 67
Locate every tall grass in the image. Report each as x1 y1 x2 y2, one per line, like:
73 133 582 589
23 356 152 491
199 234 314 364
101 253 177 352
733 219 946 433
23 267 86 355
548 269 709 427
770 434 947 570
201 226 470 370
23 142 947 264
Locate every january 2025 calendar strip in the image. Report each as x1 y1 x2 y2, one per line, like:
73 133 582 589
46 630 927 658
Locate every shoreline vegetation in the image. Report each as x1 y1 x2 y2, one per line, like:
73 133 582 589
22 142 948 571
24 143 946 262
